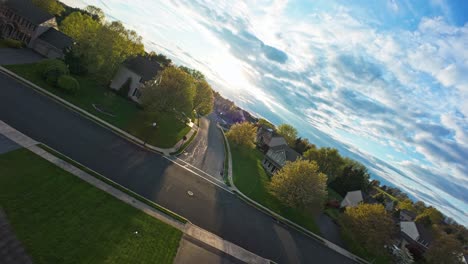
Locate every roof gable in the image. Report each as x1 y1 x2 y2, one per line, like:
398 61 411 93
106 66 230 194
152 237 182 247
400 221 419 241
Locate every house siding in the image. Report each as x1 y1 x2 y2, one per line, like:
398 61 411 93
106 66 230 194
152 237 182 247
109 66 143 103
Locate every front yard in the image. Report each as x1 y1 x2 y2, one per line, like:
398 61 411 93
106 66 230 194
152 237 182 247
4 62 189 148
229 143 321 234
0 148 182 264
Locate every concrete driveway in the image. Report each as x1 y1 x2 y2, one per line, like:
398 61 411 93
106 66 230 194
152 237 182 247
0 48 45 65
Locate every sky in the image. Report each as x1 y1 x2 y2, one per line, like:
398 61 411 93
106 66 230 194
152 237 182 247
62 0 468 225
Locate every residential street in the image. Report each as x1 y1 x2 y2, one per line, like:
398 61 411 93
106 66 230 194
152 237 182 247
0 72 355 264
179 113 226 182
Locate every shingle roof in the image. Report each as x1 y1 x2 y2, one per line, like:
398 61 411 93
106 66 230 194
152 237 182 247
124 56 162 82
268 136 287 148
4 0 54 25
38 28 73 50
400 209 417 219
268 144 301 162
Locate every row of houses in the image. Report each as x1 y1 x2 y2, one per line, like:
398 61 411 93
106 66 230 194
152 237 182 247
339 189 434 260
0 0 164 104
0 0 73 59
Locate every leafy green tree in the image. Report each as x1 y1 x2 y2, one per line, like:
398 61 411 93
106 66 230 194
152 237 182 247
277 124 298 146
85 5 105 22
269 160 327 210
330 159 370 196
342 204 395 255
193 80 214 116
425 230 464 264
257 118 275 130
32 0 64 15
293 137 314 155
416 207 443 226
179 66 205 81
61 12 144 81
148 52 172 67
142 67 195 115
304 147 345 183
226 122 257 149
398 199 416 212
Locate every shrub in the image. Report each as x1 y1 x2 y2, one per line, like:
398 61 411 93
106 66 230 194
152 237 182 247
57 75 80 94
1 38 23 48
40 59 69 85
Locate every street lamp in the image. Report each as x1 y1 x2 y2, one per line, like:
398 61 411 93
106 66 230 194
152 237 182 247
143 122 157 146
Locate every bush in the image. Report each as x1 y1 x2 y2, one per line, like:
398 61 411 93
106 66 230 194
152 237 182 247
40 59 69 85
57 75 80 94
1 38 23 48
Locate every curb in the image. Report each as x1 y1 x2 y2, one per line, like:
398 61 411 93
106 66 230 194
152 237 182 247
0 66 191 156
218 126 369 264
0 120 271 264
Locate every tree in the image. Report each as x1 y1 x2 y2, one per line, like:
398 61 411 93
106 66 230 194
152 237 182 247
269 160 327 210
277 124 298 146
416 207 443 226
425 230 464 264
179 66 205 81
148 52 172 67
193 80 214 116
330 159 370 196
226 122 257 149
303 147 345 183
398 199 416 212
32 0 64 15
85 5 105 22
342 204 395 255
257 118 275 130
142 67 195 115
293 137 314 155
61 12 145 81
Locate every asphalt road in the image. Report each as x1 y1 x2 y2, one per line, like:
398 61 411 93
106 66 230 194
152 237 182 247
0 73 355 264
179 113 226 182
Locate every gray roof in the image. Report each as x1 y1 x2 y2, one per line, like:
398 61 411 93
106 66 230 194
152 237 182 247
340 190 364 208
124 56 162 82
38 28 73 50
400 209 417 219
266 145 301 167
4 0 54 25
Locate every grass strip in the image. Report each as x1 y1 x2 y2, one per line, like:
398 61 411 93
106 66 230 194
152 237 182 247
37 144 187 224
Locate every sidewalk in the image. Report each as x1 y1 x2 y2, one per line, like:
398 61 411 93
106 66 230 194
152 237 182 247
0 66 197 156
0 120 270 264
218 125 368 264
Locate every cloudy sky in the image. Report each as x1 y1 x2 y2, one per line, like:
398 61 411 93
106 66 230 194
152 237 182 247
62 0 468 225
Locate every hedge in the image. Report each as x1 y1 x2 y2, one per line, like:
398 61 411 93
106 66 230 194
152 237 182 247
57 75 80 94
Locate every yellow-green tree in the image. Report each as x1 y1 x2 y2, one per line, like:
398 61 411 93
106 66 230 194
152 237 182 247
277 124 298 146
61 12 144 81
193 80 214 116
425 230 464 264
33 0 64 15
142 67 195 115
304 147 345 183
269 160 327 210
416 207 444 226
342 204 395 255
226 122 257 149
398 199 416 212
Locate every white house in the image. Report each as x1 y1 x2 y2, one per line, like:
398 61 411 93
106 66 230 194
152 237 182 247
340 190 364 208
110 56 162 103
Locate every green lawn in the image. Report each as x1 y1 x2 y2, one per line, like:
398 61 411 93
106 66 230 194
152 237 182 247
0 148 182 264
230 143 320 234
324 188 343 221
5 63 189 148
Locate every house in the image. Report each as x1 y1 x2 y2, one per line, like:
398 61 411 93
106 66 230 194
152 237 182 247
399 209 417 222
340 190 363 208
0 0 73 58
109 55 162 103
262 144 301 175
400 221 433 251
256 125 287 152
